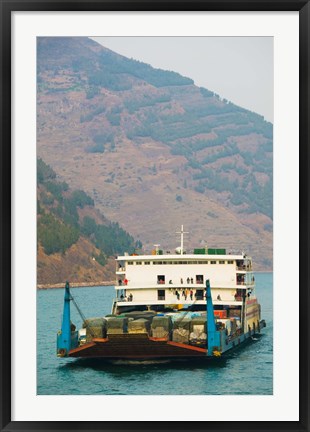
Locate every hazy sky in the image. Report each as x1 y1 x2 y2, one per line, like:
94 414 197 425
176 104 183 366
91 37 273 123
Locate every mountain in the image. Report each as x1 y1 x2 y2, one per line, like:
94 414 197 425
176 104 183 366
37 158 140 285
37 37 273 270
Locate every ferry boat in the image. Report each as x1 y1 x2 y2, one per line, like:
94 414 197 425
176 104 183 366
57 226 266 360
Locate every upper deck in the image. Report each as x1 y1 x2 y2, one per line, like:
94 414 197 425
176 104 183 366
114 226 255 305
116 252 250 265
115 252 254 290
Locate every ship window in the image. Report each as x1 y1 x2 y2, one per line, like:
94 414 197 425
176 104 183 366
227 260 234 264
135 261 142 265
157 275 165 284
127 262 133 265
190 261 198 264
195 289 204 300
158 290 165 300
211 260 217 264
196 275 204 284
219 260 225 264
144 261 150 265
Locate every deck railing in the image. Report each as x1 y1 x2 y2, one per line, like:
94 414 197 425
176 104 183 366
115 296 243 304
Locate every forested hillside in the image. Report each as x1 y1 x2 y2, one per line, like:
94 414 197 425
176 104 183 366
37 158 141 285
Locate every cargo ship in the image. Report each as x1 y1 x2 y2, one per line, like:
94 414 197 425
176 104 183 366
57 226 266 360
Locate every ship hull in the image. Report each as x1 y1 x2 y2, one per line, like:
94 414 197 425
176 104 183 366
68 320 265 360
69 333 207 359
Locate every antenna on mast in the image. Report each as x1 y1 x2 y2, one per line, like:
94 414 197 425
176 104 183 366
175 225 189 255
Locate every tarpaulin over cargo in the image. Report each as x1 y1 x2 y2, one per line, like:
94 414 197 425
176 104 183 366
124 312 155 321
172 328 190 343
151 316 172 330
170 311 203 321
106 317 128 334
190 324 206 338
128 318 150 334
189 331 207 341
190 317 206 332
151 326 169 339
173 317 191 330
83 317 107 328
83 317 107 342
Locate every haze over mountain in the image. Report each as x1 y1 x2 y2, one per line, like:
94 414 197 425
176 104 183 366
37 37 273 271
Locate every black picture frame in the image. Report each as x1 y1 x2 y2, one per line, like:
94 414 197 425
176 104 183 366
1 1 309 431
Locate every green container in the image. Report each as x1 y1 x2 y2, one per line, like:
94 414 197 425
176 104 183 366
207 248 226 255
194 248 206 255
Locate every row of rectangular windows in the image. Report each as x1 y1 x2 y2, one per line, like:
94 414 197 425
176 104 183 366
127 260 234 266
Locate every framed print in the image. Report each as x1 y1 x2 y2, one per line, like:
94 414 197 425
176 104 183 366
2 0 309 431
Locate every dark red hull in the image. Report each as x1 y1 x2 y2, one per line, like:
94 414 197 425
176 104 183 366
69 333 207 359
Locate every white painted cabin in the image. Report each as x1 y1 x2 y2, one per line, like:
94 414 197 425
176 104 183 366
113 250 255 314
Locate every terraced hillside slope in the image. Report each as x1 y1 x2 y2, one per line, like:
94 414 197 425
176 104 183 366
37 37 273 270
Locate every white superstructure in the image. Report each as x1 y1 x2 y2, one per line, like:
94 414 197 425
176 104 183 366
112 227 256 321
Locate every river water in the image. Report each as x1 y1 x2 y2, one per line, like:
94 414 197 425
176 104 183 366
37 273 273 395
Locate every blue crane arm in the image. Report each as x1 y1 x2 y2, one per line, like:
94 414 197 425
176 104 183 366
206 279 221 356
56 281 72 357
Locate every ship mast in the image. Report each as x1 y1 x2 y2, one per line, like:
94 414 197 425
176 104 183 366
176 225 189 255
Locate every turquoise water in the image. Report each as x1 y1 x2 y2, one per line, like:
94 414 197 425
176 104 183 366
37 273 273 395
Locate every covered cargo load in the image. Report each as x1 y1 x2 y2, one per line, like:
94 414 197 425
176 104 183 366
128 318 150 334
151 315 172 339
151 327 169 339
124 311 156 321
173 317 191 330
190 317 206 332
172 328 190 343
189 317 207 345
151 315 172 330
172 316 190 343
106 317 128 335
83 317 107 342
